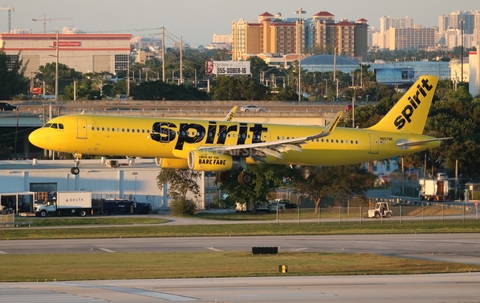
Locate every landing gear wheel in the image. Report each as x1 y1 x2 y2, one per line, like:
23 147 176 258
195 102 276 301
71 167 80 175
216 171 229 183
237 171 253 185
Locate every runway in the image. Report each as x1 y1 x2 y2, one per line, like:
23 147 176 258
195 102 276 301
1 234 480 302
1 234 480 265
1 274 480 302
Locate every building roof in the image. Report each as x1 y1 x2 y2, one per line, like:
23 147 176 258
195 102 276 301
259 12 274 17
301 54 359 65
314 11 334 17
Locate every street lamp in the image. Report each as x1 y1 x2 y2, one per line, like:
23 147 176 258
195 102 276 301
295 8 306 101
460 19 464 82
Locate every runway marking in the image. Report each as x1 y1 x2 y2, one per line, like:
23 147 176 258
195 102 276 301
290 248 308 252
99 248 115 253
0 251 8 254
55 283 197 301
205 247 222 252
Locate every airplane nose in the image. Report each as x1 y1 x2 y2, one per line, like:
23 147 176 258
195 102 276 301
28 129 44 148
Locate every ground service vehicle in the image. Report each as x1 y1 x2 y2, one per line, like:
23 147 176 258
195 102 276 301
368 202 393 218
34 192 93 217
419 179 451 201
98 199 151 215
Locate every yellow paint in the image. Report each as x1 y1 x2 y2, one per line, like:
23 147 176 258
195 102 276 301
29 76 443 171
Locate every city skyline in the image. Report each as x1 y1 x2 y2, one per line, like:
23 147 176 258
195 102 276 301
1 0 478 47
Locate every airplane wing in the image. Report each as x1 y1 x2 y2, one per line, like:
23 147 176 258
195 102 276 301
397 137 453 148
198 111 342 160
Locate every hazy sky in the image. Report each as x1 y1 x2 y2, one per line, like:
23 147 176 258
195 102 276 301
1 0 478 47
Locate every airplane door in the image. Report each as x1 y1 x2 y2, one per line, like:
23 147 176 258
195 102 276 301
368 133 379 154
76 118 88 139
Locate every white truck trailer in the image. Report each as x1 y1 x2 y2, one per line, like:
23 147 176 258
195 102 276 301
34 192 93 217
418 179 451 201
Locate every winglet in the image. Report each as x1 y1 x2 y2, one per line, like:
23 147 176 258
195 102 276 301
368 76 438 134
306 111 342 140
224 106 238 121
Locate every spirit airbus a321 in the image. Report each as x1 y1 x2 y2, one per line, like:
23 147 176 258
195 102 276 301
29 75 449 184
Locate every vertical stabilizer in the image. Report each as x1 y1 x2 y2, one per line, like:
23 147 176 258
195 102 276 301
367 76 438 134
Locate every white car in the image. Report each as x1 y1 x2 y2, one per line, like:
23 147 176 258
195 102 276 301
239 105 266 112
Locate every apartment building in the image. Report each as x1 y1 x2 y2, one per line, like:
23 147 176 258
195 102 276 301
232 11 368 61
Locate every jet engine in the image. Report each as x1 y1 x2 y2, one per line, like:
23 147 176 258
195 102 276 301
188 151 245 171
155 158 189 169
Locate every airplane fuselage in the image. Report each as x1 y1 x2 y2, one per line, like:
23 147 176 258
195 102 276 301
29 114 440 167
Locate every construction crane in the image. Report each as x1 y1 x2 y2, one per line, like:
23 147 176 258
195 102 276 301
0 5 14 33
32 14 72 34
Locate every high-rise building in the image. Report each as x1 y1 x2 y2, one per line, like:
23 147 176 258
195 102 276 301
387 26 436 50
437 10 480 47
232 11 368 61
373 16 415 49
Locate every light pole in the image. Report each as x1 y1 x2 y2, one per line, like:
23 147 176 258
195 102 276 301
295 8 306 101
460 19 464 82
55 31 59 101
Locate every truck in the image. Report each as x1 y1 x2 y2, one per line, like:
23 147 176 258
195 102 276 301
418 179 451 201
98 199 151 215
368 202 393 218
34 192 94 217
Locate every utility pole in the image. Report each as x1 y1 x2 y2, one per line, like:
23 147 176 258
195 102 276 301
55 31 59 101
180 36 183 85
295 8 306 102
162 27 165 82
460 19 464 82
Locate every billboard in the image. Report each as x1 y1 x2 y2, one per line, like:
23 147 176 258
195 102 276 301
206 61 250 76
374 68 415 85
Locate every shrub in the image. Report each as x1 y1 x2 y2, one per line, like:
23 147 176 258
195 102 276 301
169 199 196 216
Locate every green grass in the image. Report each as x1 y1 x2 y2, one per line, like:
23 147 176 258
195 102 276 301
2 252 479 282
3 220 480 240
15 216 169 227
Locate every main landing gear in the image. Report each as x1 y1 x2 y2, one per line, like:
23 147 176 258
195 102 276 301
70 155 81 175
215 171 254 185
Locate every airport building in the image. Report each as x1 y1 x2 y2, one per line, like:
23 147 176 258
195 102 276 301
0 33 131 78
0 159 209 212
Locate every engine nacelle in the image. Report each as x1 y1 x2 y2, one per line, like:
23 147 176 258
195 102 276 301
155 158 189 169
188 151 245 171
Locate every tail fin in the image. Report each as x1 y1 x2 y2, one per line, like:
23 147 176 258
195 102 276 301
368 76 438 134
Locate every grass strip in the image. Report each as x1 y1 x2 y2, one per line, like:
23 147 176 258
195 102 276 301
2 252 479 282
2 220 480 240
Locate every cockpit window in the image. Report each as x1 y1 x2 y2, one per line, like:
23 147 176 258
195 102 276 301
51 123 58 129
43 123 52 128
59 124 64 129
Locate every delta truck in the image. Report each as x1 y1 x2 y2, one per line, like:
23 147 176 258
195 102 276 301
34 191 94 217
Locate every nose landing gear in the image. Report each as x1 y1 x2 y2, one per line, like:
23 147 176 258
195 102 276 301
70 154 81 175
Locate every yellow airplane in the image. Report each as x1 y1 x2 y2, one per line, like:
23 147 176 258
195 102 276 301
29 75 449 184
